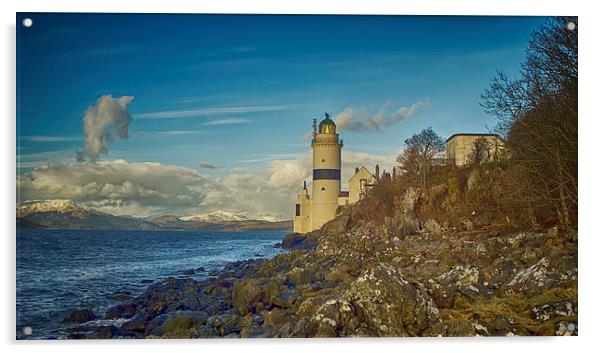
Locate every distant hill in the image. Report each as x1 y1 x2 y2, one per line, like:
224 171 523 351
17 200 160 230
16 200 292 232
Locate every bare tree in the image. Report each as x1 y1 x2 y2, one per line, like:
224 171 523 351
481 17 577 229
396 127 445 187
468 137 488 165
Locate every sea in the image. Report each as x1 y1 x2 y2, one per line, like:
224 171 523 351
16 228 288 339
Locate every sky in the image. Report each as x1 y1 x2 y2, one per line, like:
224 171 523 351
16 13 547 220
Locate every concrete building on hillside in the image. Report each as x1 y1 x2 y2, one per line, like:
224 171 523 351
293 113 378 234
446 133 505 166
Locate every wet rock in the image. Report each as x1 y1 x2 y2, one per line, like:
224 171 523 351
281 233 318 250
67 332 87 339
110 293 135 302
89 325 121 339
120 312 150 335
195 267 206 272
182 269 195 276
63 309 97 323
105 302 137 319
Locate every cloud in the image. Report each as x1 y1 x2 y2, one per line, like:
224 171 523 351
17 150 396 220
17 160 211 217
334 99 430 133
76 95 134 162
136 105 292 120
198 162 219 169
134 130 205 136
202 118 252 126
21 135 82 142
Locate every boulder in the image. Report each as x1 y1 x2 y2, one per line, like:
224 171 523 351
310 263 442 337
89 325 121 339
531 300 577 321
120 311 150 335
281 233 318 250
206 313 243 336
145 311 209 337
105 302 137 319
286 267 313 286
62 309 97 323
272 289 301 308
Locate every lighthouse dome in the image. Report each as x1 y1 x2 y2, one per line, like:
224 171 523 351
318 113 336 134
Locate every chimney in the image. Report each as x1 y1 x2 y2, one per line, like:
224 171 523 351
312 118 317 133
375 164 380 181
303 180 307 190
355 167 360 174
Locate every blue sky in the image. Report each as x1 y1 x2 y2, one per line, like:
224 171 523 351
16 14 547 218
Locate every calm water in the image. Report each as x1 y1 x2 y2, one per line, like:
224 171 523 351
16 228 287 339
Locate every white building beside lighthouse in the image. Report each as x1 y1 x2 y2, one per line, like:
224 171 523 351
293 113 377 234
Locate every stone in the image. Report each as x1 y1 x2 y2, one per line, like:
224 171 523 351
62 309 97 323
145 311 209 337
272 289 301 308
120 312 150 335
89 325 121 339
531 300 577 321
555 321 578 336
106 302 137 319
286 267 313 285
206 313 243 336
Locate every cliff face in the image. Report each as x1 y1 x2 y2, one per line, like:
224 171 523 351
81 184 577 338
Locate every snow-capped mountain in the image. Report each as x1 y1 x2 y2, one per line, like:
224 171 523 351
16 199 159 230
16 199 92 218
16 200 291 231
181 210 250 223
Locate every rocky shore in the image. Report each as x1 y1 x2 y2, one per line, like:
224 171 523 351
62 204 577 338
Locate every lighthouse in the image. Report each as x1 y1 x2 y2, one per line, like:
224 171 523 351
293 112 376 234
310 113 343 230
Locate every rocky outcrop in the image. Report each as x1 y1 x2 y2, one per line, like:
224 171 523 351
91 188 576 338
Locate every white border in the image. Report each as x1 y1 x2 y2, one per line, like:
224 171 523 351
2 1 600 353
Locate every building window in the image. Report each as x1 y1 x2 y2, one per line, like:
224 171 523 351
321 187 326 191
295 204 301 216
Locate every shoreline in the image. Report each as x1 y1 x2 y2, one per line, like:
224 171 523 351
21 220 578 338
16 229 289 340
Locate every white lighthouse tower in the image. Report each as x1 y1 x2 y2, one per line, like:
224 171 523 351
310 113 343 231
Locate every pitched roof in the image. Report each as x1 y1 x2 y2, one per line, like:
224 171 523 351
445 133 501 143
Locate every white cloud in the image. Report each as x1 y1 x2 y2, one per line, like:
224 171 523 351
136 105 293 120
77 95 135 162
334 99 430 133
21 136 82 142
202 118 252 126
17 149 397 220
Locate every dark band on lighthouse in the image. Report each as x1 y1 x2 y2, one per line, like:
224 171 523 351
313 169 341 180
